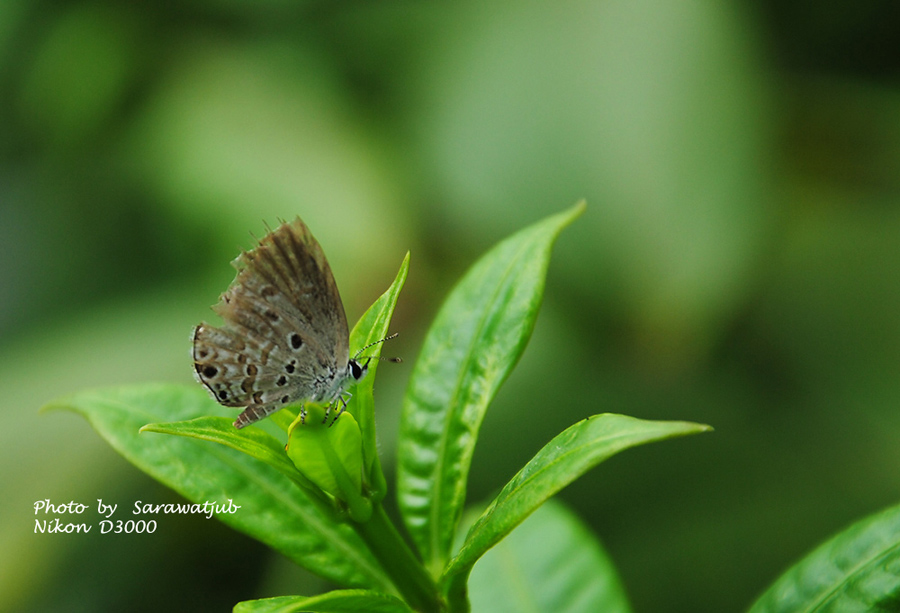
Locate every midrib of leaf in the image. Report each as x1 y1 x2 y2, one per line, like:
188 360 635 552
476 428 637 520
428 236 538 568
89 394 390 590
799 539 900 612
447 427 641 578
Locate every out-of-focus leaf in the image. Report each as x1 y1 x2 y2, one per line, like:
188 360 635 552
467 499 632 613
396 202 584 576
18 4 138 143
414 0 769 359
749 502 900 613
130 41 406 285
43 383 393 592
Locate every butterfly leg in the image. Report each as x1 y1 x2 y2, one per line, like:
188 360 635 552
324 392 352 427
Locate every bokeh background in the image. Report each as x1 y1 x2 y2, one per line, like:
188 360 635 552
3 1 900 611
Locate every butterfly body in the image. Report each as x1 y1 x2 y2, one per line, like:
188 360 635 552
192 218 366 429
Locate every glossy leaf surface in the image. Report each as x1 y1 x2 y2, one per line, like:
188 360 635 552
444 414 711 592
44 384 392 592
397 202 584 575
348 252 409 481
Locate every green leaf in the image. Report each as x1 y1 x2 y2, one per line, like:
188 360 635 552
233 589 413 613
443 414 712 594
467 499 632 613
397 202 585 576
139 416 320 494
348 252 409 489
286 407 371 522
287 407 363 499
748 501 900 613
43 383 393 592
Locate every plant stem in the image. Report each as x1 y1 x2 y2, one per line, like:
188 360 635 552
353 503 444 612
443 568 471 613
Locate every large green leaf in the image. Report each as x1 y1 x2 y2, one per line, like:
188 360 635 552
748 502 900 613
467 499 632 613
233 589 413 613
396 202 584 575
348 252 409 488
42 383 393 592
139 416 319 493
443 414 711 601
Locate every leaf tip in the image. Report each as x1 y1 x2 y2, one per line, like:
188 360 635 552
671 421 714 437
39 394 79 416
554 199 587 233
37 402 61 415
138 422 174 435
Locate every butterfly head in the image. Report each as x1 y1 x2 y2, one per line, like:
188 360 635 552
349 358 370 383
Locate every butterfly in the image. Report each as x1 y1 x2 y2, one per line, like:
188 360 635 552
192 218 368 429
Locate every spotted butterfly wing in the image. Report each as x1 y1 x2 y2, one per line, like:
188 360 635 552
192 218 352 428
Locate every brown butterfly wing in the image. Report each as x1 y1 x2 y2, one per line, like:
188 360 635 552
192 218 350 428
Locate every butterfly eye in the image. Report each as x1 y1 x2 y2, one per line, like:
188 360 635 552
349 359 367 380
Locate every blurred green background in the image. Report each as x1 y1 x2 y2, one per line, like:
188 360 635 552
3 1 900 611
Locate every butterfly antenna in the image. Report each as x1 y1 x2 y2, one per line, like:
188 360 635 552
354 333 402 363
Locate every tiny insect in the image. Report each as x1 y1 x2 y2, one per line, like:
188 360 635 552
192 217 389 429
